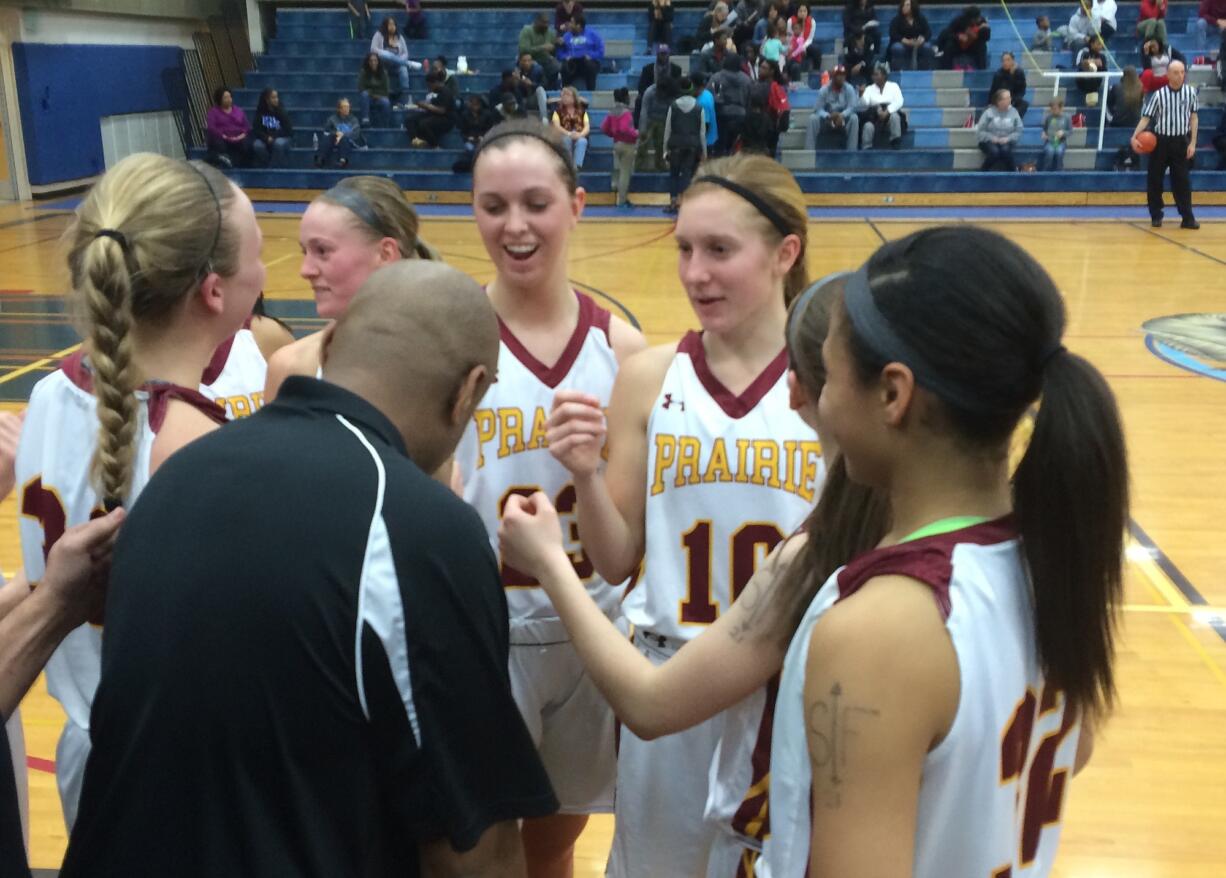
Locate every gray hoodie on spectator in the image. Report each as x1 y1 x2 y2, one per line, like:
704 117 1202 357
711 66 752 118
976 105 1023 143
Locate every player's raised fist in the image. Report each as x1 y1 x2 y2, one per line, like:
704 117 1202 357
547 389 607 477
499 490 565 577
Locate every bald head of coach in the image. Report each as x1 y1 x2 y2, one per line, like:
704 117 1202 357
60 261 558 878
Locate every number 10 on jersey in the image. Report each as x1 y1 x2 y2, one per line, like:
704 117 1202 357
680 520 784 624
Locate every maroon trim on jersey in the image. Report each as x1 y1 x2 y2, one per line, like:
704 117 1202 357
729 675 780 844
498 291 609 389
58 350 226 433
201 333 236 386
677 331 788 420
835 516 1017 620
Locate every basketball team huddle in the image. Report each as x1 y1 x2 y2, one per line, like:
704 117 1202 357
10 115 1128 878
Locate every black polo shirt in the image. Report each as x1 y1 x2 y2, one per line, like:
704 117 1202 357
61 377 557 877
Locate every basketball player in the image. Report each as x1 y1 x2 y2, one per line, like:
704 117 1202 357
263 176 435 399
457 119 646 878
15 154 266 827
499 271 889 877
541 154 824 878
200 295 294 419
756 227 1117 876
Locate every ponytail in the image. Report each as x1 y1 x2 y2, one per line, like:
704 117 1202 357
81 235 140 506
1013 351 1128 719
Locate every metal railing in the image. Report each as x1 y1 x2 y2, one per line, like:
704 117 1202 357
1041 69 1124 152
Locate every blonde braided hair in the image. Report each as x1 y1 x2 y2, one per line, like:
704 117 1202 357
66 154 239 505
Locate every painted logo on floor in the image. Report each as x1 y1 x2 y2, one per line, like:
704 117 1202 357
1143 314 1226 382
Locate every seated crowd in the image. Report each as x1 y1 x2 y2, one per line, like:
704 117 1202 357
203 0 1221 178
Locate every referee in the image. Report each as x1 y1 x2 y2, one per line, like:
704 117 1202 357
1132 59 1199 229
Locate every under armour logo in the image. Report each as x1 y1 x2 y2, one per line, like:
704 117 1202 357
662 394 685 411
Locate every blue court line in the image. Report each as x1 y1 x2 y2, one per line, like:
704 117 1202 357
1130 519 1226 642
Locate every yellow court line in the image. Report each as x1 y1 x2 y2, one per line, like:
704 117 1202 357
1167 615 1226 691
1123 603 1226 616
0 342 80 385
1129 545 1191 610
263 252 297 269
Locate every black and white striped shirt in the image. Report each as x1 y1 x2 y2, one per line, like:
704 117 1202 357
1143 84 1198 136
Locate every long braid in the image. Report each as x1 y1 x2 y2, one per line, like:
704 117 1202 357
80 235 140 505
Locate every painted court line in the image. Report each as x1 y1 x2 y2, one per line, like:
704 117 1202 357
0 343 80 385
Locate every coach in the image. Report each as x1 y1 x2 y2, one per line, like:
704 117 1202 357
1133 59 1200 229
61 262 558 877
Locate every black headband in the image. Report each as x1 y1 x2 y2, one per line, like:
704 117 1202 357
842 265 1016 415
185 161 222 276
93 229 130 252
787 270 851 360
691 175 793 238
321 184 386 236
472 127 576 178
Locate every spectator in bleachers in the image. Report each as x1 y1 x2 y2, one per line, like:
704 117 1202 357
696 2 732 52
1196 0 1226 50
602 86 639 207
371 17 420 108
844 0 882 57
976 88 1022 169
755 57 790 154
663 76 706 212
938 5 991 70
519 14 561 88
1091 0 1118 42
858 64 905 147
742 43 762 80
731 0 765 45
552 86 591 168
1075 35 1108 99
556 0 585 35
693 71 720 151
698 29 733 75
459 94 500 156
560 16 604 91
761 18 787 65
755 2 783 45
404 69 456 148
638 73 678 169
358 52 392 127
807 64 859 150
1040 97 1070 169
1064 5 1094 51
318 97 362 169
1109 65 1144 168
1140 38 1186 90
1033 15 1053 50
403 0 427 39
636 44 682 121
1137 0 1167 46
842 30 873 86
512 52 551 121
348 0 371 39
252 88 293 167
712 52 752 152
991 52 1029 118
206 87 252 169
787 4 823 79
739 91 776 153
649 0 675 49
430 56 458 93
1212 109 1226 168
889 0 935 70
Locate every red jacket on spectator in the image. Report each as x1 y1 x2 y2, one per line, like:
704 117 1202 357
1139 0 1166 20
1199 0 1226 25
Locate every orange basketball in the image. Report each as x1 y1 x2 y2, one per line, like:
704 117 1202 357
1135 131 1158 153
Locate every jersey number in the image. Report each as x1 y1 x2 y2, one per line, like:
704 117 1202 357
498 484 593 587
992 682 1078 876
679 521 784 624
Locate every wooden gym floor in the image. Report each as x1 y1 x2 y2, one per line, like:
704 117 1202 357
0 201 1223 876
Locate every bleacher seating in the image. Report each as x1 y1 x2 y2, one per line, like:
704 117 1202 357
215 4 1226 197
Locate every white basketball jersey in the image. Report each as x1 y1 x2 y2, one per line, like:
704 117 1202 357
627 331 824 643
761 519 1082 878
456 292 623 624
200 326 267 419
16 352 227 731
705 676 775 855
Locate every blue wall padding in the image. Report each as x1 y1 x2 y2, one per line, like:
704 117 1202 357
13 43 185 185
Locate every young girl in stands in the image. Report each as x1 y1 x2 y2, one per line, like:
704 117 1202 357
760 226 1121 876
529 153 822 878
456 117 645 878
16 154 265 828
499 268 890 878
264 176 435 399
601 86 639 209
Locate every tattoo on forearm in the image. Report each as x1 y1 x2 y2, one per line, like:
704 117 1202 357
807 682 881 809
727 578 772 643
